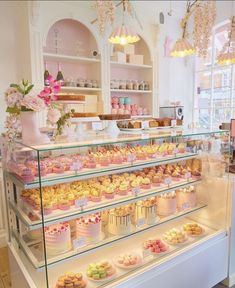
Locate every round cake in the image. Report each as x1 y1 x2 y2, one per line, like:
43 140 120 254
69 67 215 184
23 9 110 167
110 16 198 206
45 223 71 256
108 206 132 235
135 198 157 225
176 186 196 211
157 192 176 216
76 213 102 243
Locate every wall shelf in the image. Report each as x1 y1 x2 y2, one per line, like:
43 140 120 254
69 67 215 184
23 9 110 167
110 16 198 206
110 61 152 69
61 86 101 92
43 53 100 64
110 89 152 94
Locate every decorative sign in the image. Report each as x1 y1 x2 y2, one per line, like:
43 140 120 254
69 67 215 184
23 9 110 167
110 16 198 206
171 119 176 127
128 153 136 163
71 160 82 172
182 203 190 210
173 148 179 155
92 122 103 131
142 121 149 129
136 218 145 227
75 197 88 208
73 237 86 249
132 187 141 196
164 178 172 186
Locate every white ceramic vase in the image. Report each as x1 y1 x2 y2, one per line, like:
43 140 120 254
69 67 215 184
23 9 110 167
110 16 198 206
20 111 50 145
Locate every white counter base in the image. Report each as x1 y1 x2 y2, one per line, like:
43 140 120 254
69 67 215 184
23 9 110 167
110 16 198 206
8 231 229 288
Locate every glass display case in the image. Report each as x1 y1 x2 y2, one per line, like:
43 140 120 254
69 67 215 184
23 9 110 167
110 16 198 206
2 129 231 288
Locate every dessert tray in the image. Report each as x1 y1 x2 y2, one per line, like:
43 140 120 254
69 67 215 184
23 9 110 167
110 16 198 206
88 271 117 283
113 253 143 270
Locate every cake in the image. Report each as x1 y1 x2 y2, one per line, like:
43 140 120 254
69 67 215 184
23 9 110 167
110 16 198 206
87 260 116 280
149 120 159 127
176 186 196 211
143 239 168 254
108 206 132 235
127 121 142 129
157 192 176 216
45 223 71 255
135 198 157 225
57 94 85 101
55 272 86 288
183 223 204 236
163 228 187 245
76 213 102 243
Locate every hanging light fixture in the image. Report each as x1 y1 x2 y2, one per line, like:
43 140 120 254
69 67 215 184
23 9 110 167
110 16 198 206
108 0 140 45
217 16 235 65
170 2 196 58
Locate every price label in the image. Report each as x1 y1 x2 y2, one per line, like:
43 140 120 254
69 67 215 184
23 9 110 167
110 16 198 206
186 147 191 153
182 203 190 210
173 148 179 155
92 121 103 131
142 121 149 129
75 197 88 208
171 119 176 127
132 187 141 196
185 172 191 180
128 153 136 163
164 178 172 186
71 160 83 172
136 218 145 227
73 237 86 249
142 249 151 258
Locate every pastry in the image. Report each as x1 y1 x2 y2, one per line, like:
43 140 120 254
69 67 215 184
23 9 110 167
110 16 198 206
86 260 116 280
143 239 168 254
163 228 187 245
183 223 203 236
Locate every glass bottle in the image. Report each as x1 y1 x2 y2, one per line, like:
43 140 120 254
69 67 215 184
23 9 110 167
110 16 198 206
44 62 50 86
56 63 64 86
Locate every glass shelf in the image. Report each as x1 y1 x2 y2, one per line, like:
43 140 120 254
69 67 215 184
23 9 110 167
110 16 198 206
7 152 198 189
12 203 207 269
14 129 228 152
10 178 201 229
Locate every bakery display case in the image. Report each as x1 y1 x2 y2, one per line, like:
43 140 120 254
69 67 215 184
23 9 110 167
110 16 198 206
2 129 231 288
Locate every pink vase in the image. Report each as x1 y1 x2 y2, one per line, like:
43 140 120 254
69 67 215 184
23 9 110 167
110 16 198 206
20 111 50 145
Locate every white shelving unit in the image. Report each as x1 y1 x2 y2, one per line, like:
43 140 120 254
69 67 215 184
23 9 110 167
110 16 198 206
61 86 101 92
110 61 152 69
110 89 152 94
43 53 100 64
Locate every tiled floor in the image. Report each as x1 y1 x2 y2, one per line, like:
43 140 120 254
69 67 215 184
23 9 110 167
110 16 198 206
0 246 234 288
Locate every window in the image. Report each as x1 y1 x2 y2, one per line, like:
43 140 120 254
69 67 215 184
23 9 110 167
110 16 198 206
194 20 234 129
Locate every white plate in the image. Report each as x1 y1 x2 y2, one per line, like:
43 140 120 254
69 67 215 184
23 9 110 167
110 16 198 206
113 254 143 270
88 270 116 283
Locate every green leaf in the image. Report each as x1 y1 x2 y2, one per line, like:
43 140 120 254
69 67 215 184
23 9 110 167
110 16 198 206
6 106 20 114
10 83 19 89
25 84 34 94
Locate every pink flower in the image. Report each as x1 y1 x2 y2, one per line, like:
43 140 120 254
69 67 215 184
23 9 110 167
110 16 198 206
21 94 45 112
38 75 60 106
47 108 61 124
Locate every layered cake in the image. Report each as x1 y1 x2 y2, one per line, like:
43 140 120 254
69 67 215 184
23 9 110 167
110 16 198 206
76 213 102 243
157 192 176 216
108 206 132 235
45 223 71 256
176 186 196 211
135 198 157 225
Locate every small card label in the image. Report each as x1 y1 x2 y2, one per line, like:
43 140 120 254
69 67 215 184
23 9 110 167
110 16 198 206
132 186 141 196
143 249 151 258
173 148 179 155
92 121 103 131
182 203 190 210
164 178 172 185
185 172 191 180
136 218 145 227
73 237 86 249
71 160 83 172
75 197 88 208
171 119 176 127
128 153 136 163
142 121 149 129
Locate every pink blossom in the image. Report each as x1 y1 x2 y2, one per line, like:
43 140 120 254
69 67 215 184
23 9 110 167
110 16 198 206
21 94 45 112
38 75 61 106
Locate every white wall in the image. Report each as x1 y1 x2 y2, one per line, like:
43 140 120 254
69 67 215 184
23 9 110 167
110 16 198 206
0 0 234 132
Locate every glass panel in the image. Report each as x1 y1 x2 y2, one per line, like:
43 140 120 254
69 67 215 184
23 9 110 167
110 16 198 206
195 44 212 71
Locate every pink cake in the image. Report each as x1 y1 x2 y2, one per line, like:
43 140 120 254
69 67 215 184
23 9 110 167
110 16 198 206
176 186 196 211
157 192 176 216
45 223 71 255
76 213 102 243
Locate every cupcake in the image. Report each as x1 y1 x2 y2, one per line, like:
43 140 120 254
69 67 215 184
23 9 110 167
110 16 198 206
104 184 115 199
141 178 151 189
152 174 161 187
118 181 129 196
99 156 110 167
90 190 102 202
42 202 53 215
85 157 97 169
20 168 35 182
59 199 70 210
52 162 64 174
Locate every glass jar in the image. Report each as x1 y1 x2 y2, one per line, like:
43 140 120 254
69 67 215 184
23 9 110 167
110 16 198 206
144 81 150 90
126 80 133 90
133 80 138 90
120 80 126 90
139 80 145 90
92 80 98 88
77 78 85 87
87 79 93 88
110 80 114 89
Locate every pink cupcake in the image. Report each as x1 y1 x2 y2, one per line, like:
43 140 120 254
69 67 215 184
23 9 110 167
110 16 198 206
59 200 70 210
52 162 64 174
20 168 35 183
141 178 151 189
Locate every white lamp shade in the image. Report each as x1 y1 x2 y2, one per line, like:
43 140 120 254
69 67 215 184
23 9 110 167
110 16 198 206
109 24 140 45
